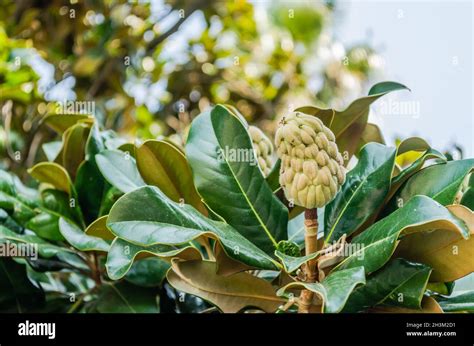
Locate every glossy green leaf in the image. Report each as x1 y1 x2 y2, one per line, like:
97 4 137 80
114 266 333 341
435 290 474 312
333 196 470 275
85 215 115 241
0 171 37 225
106 238 201 280
98 186 123 217
277 266 366 313
75 160 108 224
385 264 432 309
96 282 159 313
343 259 430 312
62 123 90 179
26 188 83 241
136 140 207 215
275 251 319 273
186 105 288 255
107 186 280 272
355 123 385 154
461 174 474 209
389 148 446 200
42 113 93 134
95 149 145 193
325 143 397 243
0 258 44 312
390 159 474 208
0 225 73 258
125 257 170 287
28 162 72 194
59 218 110 252
75 123 108 223
265 159 281 192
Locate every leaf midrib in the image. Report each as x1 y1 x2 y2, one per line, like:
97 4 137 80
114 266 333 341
219 140 278 247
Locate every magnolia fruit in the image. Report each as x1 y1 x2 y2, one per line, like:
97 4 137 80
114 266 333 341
275 111 346 208
249 125 274 177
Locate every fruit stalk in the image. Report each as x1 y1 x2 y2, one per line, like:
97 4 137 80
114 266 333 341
298 208 318 313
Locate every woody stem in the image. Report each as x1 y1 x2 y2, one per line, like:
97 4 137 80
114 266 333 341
298 208 318 313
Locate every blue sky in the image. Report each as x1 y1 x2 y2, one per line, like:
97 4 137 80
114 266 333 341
335 0 473 157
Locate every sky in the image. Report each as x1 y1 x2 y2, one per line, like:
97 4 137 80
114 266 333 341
334 0 473 157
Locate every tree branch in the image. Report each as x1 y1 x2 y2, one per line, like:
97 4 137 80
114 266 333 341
145 0 204 55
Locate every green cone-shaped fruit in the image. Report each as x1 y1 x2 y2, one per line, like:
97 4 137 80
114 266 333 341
249 125 274 177
275 111 346 208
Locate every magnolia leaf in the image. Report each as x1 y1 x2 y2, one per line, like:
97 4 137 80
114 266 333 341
0 173 38 225
385 264 432 308
333 196 470 275
426 282 455 296
334 81 408 159
265 159 281 192
394 205 474 282
95 282 159 313
62 123 90 180
356 123 385 152
388 148 446 202
136 140 207 215
167 260 285 313
0 258 45 312
275 251 320 273
390 159 474 208
277 266 365 313
125 257 170 287
461 174 474 209
222 104 249 126
59 218 110 252
106 238 201 280
75 123 108 223
95 150 145 193
343 259 430 312
85 215 115 241
368 296 443 313
24 188 85 241
324 143 397 243
214 242 253 276
435 290 474 312
107 186 280 272
28 162 72 194
42 114 93 134
186 105 288 255
299 82 408 160
0 225 74 258
75 160 108 223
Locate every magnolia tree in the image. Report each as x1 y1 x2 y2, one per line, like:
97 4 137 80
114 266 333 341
0 81 473 313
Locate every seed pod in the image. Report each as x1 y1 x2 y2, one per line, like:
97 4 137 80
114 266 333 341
275 111 347 208
248 125 274 177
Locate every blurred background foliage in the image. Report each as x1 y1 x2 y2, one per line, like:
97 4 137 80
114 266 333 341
0 0 387 177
